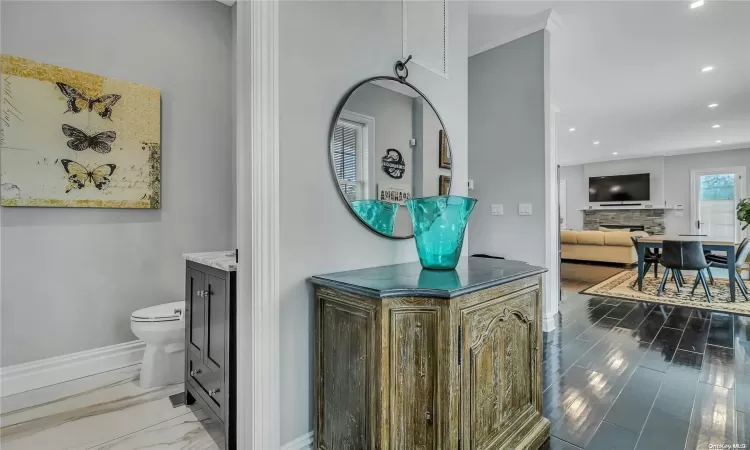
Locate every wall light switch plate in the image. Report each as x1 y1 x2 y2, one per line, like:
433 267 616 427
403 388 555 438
491 204 503 216
468 179 474 190
519 203 532 216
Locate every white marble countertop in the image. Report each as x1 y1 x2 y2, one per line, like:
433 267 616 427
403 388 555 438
183 251 237 272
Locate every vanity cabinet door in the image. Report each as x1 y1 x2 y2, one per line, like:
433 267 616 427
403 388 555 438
459 288 539 450
186 269 206 358
204 275 227 372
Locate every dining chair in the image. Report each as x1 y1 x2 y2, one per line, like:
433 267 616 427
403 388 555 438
657 240 712 301
705 238 750 301
631 236 661 287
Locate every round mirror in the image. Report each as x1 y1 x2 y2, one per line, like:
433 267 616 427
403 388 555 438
329 77 453 239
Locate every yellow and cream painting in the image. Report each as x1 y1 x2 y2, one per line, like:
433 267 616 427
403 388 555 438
0 55 160 208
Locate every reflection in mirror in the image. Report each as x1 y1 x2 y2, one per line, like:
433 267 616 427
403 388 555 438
330 78 453 238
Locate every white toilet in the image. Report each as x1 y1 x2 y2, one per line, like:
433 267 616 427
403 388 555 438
130 301 186 388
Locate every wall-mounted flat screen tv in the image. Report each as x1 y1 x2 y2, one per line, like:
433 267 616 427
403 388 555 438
588 173 650 202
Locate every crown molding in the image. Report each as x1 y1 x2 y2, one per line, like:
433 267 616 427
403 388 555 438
469 8 563 57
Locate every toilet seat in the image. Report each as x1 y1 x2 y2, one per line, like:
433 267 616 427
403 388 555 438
131 301 184 323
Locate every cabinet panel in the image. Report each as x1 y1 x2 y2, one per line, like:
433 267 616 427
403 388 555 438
318 297 375 450
460 290 537 450
188 353 222 418
187 269 206 357
205 275 226 371
390 309 439 450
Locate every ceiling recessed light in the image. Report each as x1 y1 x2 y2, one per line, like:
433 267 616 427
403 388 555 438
701 66 714 72
690 0 704 8
569 128 576 132
708 103 719 108
712 124 721 128
716 140 722 144
612 152 618 155
593 141 600 145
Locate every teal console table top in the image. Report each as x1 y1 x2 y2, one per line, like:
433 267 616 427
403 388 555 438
309 257 546 299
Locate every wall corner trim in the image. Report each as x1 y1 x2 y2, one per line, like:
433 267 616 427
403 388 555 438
469 8 564 57
281 431 314 450
236 0 281 449
0 340 145 397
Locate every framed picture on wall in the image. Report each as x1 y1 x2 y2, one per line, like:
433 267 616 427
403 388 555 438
439 175 451 196
439 130 451 169
0 55 161 208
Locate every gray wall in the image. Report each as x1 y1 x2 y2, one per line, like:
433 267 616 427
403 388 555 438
468 31 549 265
561 147 750 233
279 0 468 442
0 1 234 366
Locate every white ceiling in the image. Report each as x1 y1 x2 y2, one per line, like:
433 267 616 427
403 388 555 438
468 1 750 166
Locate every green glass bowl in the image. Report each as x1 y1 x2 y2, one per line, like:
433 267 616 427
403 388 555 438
350 200 399 236
406 195 477 270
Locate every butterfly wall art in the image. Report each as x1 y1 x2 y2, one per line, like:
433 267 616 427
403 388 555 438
0 54 161 208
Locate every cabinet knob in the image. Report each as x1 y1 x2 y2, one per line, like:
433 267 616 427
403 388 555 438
190 369 201 376
196 290 203 298
425 411 433 424
208 388 220 396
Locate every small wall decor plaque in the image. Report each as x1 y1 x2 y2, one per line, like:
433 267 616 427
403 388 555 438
377 183 412 206
381 148 405 179
439 130 451 169
0 55 161 208
439 175 451 196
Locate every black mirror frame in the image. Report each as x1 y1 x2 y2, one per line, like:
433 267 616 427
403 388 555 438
328 76 453 240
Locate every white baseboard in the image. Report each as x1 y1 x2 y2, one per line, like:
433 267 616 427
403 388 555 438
1 340 145 397
282 431 314 450
542 313 557 332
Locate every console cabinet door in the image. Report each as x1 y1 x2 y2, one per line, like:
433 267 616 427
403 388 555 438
459 289 539 450
186 269 206 358
204 275 227 372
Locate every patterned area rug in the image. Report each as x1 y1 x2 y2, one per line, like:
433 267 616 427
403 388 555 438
581 270 750 315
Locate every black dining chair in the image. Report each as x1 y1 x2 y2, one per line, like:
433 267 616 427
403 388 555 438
631 236 661 287
704 238 750 301
657 240 712 301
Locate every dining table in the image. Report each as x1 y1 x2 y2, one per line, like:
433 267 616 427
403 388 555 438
635 235 740 302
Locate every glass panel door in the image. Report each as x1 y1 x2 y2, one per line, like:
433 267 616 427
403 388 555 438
692 169 743 242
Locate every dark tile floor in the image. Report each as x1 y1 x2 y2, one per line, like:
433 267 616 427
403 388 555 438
539 290 750 450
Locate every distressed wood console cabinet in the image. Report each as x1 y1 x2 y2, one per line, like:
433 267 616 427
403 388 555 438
310 257 550 450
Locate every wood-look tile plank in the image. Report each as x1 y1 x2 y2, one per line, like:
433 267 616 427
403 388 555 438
707 312 735 349
639 326 684 373
635 350 704 450
685 382 735 450
678 317 711 354
586 421 639 450
604 366 665 434
700 344 736 389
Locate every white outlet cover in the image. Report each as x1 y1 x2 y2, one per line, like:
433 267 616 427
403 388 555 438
519 203 532 216
491 204 503 216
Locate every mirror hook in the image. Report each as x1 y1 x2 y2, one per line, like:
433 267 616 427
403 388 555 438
394 55 412 82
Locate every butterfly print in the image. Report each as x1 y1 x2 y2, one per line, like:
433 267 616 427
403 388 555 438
61 124 116 153
60 159 116 193
56 82 121 120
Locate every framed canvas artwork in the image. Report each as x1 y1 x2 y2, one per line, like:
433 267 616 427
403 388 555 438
439 175 451 196
0 55 161 208
439 129 451 169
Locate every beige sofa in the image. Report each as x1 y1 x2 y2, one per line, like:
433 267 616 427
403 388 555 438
561 230 649 264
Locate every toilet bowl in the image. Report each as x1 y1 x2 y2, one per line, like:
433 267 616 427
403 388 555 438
131 301 185 389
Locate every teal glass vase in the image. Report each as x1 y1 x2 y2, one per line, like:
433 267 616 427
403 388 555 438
406 195 477 270
350 200 399 236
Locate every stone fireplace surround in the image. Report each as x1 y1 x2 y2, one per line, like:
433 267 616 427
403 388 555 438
583 209 665 235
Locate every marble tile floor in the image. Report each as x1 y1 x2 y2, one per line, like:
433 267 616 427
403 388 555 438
0 364 222 450
541 278 750 449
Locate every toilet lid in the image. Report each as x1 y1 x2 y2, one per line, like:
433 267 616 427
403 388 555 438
131 301 184 322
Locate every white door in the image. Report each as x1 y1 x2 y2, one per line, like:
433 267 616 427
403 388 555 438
691 167 746 242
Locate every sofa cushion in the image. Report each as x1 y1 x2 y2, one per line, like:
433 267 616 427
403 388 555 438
576 231 605 246
560 230 578 244
599 226 629 232
604 231 637 247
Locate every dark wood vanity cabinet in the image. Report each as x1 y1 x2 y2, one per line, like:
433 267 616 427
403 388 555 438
185 261 236 449
311 258 550 450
